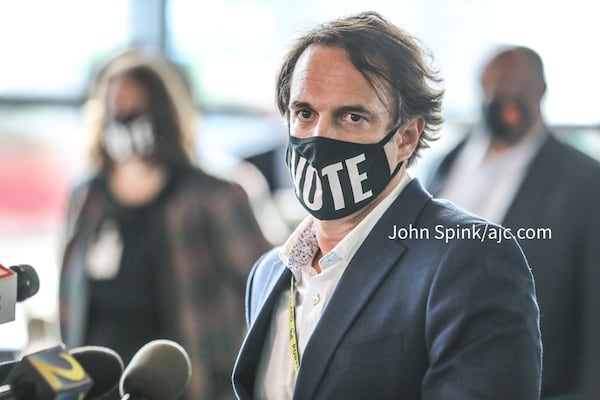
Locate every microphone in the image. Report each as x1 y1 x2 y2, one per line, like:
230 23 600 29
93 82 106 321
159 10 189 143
0 360 18 384
70 346 124 399
10 265 40 303
1 346 123 400
119 339 191 400
0 344 92 399
0 264 40 325
0 264 17 325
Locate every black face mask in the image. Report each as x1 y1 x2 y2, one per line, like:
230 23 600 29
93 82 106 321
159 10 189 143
482 98 532 144
286 124 403 221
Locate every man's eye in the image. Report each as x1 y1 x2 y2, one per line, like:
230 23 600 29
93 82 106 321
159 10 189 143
343 113 365 123
299 110 312 119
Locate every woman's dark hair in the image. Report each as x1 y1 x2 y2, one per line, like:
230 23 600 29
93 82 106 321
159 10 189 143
103 66 190 169
85 50 197 171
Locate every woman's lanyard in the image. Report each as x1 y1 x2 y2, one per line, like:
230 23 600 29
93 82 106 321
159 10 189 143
289 274 300 373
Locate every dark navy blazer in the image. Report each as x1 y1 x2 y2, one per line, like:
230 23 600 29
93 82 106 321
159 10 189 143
427 134 600 399
233 179 542 399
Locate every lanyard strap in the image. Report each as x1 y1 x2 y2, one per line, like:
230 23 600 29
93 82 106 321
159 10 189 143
289 274 300 373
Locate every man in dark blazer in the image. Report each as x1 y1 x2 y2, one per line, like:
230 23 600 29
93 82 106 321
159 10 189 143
427 46 600 399
233 13 542 399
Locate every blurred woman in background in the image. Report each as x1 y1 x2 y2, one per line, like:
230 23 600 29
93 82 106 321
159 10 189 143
59 49 270 399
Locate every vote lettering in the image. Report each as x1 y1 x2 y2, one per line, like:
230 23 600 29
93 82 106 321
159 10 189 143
290 151 373 211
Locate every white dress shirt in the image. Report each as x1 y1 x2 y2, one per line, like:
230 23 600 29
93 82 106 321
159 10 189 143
438 121 547 224
253 173 412 400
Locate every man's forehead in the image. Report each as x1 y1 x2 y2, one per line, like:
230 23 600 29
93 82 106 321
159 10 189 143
481 61 531 92
290 45 393 111
483 50 540 81
292 46 356 79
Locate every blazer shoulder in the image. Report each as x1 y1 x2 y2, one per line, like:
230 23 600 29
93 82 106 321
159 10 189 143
545 135 600 174
177 165 245 193
538 135 600 200
170 166 256 214
424 195 490 227
417 197 529 262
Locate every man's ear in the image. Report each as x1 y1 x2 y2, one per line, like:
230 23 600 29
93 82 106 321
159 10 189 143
383 117 425 172
396 117 425 159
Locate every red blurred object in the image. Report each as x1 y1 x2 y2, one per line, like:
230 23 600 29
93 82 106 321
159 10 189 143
0 140 71 232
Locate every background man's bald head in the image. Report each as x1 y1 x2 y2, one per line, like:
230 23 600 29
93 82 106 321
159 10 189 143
481 46 547 101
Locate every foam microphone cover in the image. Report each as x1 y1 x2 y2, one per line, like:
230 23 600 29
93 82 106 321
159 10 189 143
10 264 40 302
0 359 18 383
119 339 191 400
70 346 124 399
5 344 93 399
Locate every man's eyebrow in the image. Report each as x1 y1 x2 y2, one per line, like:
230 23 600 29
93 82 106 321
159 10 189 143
289 101 311 110
335 105 372 116
288 102 373 116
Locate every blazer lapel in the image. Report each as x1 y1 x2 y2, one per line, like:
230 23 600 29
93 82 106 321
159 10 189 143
293 179 432 399
502 135 557 227
233 265 290 399
426 138 467 196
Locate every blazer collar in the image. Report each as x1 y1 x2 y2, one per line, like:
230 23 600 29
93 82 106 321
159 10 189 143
233 264 290 399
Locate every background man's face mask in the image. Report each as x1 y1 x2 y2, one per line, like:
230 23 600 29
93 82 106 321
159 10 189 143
286 124 403 221
482 97 533 144
102 113 155 162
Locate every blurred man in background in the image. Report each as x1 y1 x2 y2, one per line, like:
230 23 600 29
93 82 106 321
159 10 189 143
427 46 600 399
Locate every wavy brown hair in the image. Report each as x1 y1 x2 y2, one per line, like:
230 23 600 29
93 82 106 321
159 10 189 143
84 49 198 172
276 11 444 166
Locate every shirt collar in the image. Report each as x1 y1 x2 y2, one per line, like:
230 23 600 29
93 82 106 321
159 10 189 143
280 173 413 280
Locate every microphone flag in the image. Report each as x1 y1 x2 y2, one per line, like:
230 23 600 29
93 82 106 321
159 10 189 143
0 264 17 324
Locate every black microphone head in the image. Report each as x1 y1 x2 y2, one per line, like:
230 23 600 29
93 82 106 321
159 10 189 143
119 339 191 400
0 359 19 383
6 344 93 398
10 264 40 302
70 345 124 399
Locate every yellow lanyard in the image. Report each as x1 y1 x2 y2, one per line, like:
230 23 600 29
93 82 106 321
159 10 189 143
289 274 300 373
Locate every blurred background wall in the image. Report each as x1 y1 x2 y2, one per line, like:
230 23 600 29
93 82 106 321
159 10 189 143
1 0 599 354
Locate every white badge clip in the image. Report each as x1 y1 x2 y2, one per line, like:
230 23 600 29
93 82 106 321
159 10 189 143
86 219 123 280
